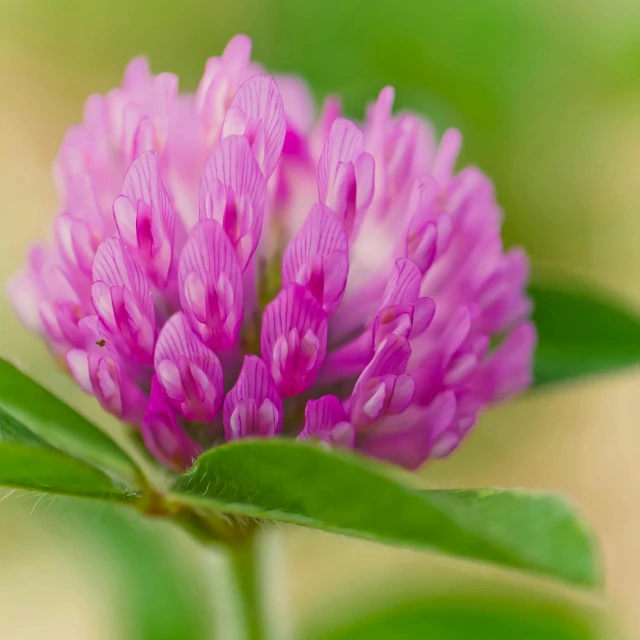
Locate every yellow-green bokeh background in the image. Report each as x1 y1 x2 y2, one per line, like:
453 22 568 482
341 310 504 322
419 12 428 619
0 0 639 638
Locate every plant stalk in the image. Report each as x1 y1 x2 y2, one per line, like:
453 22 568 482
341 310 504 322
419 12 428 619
227 534 265 639
207 527 291 640
141 490 290 638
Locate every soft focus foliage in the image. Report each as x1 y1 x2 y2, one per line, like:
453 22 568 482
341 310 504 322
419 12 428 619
530 280 640 386
303 587 605 640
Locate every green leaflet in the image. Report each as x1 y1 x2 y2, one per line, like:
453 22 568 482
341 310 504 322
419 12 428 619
0 442 134 501
302 589 604 640
172 439 599 587
0 358 139 483
530 281 640 386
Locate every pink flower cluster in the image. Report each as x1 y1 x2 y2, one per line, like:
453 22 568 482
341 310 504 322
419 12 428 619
7 36 535 471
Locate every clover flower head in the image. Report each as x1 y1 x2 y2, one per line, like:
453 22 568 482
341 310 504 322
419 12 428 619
7 35 535 471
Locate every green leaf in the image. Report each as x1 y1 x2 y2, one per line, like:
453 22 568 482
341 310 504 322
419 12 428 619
0 358 139 483
0 442 134 501
171 440 599 588
530 280 640 386
0 404 51 447
425 489 599 587
303 590 604 640
0 361 138 502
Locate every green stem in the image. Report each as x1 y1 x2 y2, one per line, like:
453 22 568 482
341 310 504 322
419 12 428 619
208 528 291 640
141 489 289 639
227 535 264 640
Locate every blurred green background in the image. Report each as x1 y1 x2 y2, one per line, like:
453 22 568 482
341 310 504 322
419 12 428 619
0 0 639 638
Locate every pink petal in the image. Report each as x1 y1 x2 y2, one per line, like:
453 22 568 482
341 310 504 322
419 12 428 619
6 268 43 333
428 391 480 460
429 433 461 459
60 173 104 228
92 238 155 321
472 321 536 403
443 352 479 386
178 219 243 350
91 353 125 417
142 376 202 471
364 86 395 149
317 118 375 238
350 335 414 428
371 303 414 348
120 150 176 243
40 264 81 304
411 297 436 337
114 151 176 288
55 214 99 277
75 314 104 350
223 355 283 439
199 135 266 269
328 422 357 448
411 305 477 407
39 299 86 349
424 390 458 441
366 333 412 379
122 56 151 90
281 203 349 313
362 86 394 195
8 245 68 338
154 312 224 421
359 390 456 470
298 395 355 448
303 394 347 431
310 96 341 156
380 259 423 307
476 248 532 335
432 128 462 185
112 196 137 246
195 35 256 146
387 375 415 414
222 34 253 71
404 178 440 274
362 88 437 207
275 75 315 134
318 117 363 205
359 424 427 470
110 61 178 163
354 152 375 211
68 346 147 424
35 264 88 350
320 331 376 384
389 115 435 188
91 237 156 362
442 306 473 363
260 284 328 398
221 74 286 179
66 348 93 394
372 259 435 346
